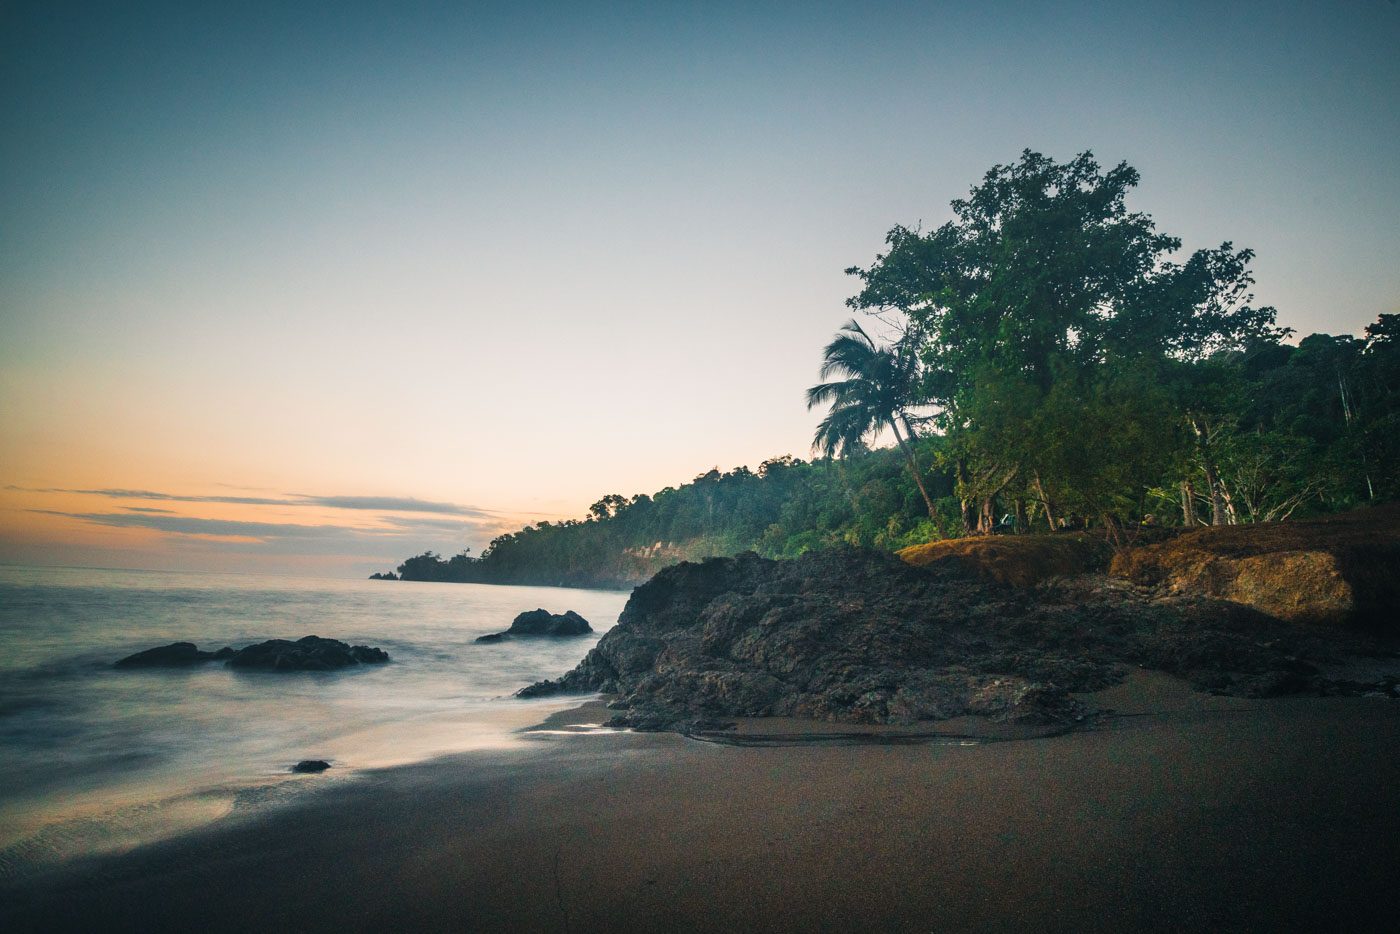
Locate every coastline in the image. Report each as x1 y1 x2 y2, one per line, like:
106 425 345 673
5 673 1400 933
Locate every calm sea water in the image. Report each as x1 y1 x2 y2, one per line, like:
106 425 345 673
0 566 628 876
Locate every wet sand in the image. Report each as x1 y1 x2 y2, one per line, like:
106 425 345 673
4 673 1400 933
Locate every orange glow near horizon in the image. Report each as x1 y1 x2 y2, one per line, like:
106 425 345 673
0 484 557 577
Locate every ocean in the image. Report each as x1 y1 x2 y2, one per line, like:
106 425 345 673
0 565 628 877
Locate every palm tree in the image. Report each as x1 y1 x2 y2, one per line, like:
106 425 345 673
806 320 938 519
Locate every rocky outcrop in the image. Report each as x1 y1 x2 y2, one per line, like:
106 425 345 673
476 609 592 643
520 548 1388 731
117 636 389 672
292 760 332 773
114 642 235 668
228 636 389 671
1110 504 1400 627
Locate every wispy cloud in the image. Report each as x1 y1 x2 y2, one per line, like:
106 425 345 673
8 486 497 517
378 514 500 533
294 495 491 516
31 509 503 543
34 511 380 541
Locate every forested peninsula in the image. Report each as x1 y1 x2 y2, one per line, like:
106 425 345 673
378 152 1399 590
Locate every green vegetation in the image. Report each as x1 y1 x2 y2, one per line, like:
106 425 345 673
808 319 940 518
843 150 1397 538
390 448 957 588
385 151 1398 588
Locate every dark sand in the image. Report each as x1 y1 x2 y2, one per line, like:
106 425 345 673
5 673 1400 933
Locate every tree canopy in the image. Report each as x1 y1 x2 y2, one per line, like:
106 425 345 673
832 150 1298 534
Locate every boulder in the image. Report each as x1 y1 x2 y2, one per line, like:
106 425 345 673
114 642 234 668
476 609 592 643
227 636 390 671
292 759 331 773
1110 504 1400 627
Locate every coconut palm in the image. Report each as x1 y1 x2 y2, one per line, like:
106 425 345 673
806 320 938 518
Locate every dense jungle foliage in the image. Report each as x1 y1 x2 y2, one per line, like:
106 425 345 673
383 151 1398 587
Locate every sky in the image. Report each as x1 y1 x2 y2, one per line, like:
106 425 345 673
2 0 1397 577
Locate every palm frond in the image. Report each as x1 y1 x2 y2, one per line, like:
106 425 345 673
812 402 880 459
809 318 923 456
805 378 867 410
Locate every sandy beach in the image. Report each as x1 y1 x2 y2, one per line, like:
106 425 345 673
3 672 1398 933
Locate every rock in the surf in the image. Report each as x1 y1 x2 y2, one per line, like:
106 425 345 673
114 642 234 668
227 635 389 671
117 636 386 672
475 609 593 643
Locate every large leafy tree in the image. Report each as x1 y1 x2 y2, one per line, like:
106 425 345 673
806 319 938 518
842 149 1283 532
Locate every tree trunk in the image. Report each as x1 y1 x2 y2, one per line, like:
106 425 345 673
1180 480 1197 527
1203 464 1226 526
1339 370 1378 500
1033 472 1057 532
1218 478 1239 526
889 420 938 520
900 413 920 444
956 458 975 535
1192 418 1228 526
1102 513 1123 551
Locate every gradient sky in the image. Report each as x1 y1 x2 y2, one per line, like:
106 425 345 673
2 1 1397 576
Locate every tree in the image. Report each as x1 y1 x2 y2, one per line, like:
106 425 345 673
806 319 938 518
841 150 1283 533
396 551 446 581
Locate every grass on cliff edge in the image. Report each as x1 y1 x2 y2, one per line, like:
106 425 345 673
898 534 1113 588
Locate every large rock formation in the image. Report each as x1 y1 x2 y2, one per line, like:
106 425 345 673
476 609 592 643
1110 504 1400 627
521 548 1389 731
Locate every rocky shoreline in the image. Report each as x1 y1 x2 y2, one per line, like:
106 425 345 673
522 521 1399 732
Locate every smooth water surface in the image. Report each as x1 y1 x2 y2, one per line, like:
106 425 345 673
0 566 627 875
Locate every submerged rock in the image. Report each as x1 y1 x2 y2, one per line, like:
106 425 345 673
292 759 331 773
114 642 234 668
228 636 389 671
520 547 1393 732
476 609 593 643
